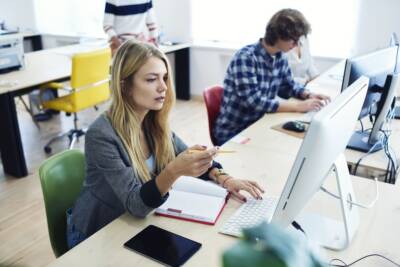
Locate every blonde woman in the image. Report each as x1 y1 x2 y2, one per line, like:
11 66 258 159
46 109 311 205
66 40 264 249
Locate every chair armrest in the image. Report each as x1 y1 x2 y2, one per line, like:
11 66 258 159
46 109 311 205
40 82 73 92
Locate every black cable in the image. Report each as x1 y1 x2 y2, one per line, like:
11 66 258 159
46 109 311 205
382 130 397 183
383 133 394 183
329 253 400 267
291 221 306 236
352 130 379 176
382 131 391 183
330 258 347 266
358 119 364 132
353 157 363 176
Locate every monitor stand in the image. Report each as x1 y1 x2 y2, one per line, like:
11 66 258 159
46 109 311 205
346 131 383 153
395 106 400 119
295 154 359 251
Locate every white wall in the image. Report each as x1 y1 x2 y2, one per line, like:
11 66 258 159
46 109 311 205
189 43 341 96
153 0 192 43
353 0 400 56
0 0 36 31
34 0 105 37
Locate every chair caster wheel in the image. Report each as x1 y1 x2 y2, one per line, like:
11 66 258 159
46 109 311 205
44 146 52 154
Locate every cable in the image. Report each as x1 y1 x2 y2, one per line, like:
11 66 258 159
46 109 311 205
358 119 364 132
291 220 306 236
352 135 383 176
381 129 398 183
320 177 379 209
329 253 400 266
381 106 399 183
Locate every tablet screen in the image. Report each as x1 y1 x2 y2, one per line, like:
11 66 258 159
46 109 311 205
124 225 202 266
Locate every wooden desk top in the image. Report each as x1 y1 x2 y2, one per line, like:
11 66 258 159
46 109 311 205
0 42 191 95
0 50 71 94
47 133 400 267
39 50 400 267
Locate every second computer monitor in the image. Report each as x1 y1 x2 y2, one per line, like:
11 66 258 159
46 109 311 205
341 46 399 152
271 76 369 250
341 46 397 119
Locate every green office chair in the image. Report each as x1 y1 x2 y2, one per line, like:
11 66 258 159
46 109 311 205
39 149 85 257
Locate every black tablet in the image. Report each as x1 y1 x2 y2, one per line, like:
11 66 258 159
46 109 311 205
124 225 202 266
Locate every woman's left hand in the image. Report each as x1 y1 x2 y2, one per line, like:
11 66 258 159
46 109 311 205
223 178 265 202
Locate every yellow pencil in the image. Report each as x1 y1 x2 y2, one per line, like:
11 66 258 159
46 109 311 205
188 149 236 154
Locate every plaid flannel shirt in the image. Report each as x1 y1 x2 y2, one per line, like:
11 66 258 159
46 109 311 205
213 40 306 145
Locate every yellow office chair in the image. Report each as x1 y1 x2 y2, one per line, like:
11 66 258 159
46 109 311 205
40 48 111 154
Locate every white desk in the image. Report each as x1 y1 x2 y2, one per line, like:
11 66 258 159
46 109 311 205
0 42 191 177
46 60 400 266
46 129 400 267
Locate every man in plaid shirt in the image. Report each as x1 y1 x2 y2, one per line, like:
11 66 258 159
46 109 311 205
213 9 330 145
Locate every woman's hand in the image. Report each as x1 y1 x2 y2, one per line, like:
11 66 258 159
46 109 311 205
168 145 217 178
223 177 265 202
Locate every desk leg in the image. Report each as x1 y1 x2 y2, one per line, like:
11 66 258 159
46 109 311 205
24 35 43 52
30 35 43 51
174 48 190 100
0 93 28 177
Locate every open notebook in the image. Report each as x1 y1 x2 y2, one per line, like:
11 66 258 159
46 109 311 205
155 176 229 225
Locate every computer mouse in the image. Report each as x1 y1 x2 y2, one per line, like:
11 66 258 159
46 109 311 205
282 121 306 133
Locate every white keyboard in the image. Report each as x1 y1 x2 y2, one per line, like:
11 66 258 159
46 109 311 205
219 197 278 237
297 111 317 123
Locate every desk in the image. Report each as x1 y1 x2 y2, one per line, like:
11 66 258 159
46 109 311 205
47 60 400 266
46 128 400 266
0 42 191 177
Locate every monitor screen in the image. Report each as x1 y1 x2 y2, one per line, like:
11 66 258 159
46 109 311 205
341 46 398 119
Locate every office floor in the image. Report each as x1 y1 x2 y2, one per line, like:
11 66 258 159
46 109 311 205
0 97 212 267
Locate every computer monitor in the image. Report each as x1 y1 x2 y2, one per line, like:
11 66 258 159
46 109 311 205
390 32 400 73
341 46 399 152
389 32 400 120
271 76 369 251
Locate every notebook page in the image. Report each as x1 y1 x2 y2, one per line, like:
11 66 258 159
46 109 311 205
156 190 226 223
172 176 227 198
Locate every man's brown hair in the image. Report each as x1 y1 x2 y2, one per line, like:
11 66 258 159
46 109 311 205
264 9 311 45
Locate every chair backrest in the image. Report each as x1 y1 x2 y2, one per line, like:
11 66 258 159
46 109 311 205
39 149 85 257
70 48 111 111
203 85 224 145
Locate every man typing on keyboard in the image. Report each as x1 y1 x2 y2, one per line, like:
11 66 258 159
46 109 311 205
213 9 330 146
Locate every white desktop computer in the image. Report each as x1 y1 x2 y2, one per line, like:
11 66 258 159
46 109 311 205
271 76 369 250
221 76 369 251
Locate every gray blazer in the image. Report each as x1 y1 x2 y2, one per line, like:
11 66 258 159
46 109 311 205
69 114 221 238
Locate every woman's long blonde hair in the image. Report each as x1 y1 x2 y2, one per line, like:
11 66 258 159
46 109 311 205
108 40 176 182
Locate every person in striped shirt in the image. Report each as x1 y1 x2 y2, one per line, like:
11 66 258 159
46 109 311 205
103 0 159 54
213 9 330 146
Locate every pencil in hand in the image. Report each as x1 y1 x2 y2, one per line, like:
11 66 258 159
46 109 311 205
188 149 236 154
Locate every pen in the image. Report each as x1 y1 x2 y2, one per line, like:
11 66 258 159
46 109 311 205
188 149 236 154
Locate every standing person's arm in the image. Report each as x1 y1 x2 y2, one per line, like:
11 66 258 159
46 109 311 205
103 0 121 52
145 1 159 45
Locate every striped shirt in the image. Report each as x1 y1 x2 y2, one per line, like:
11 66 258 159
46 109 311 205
103 0 158 43
213 40 306 145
